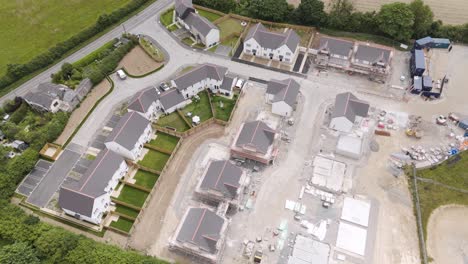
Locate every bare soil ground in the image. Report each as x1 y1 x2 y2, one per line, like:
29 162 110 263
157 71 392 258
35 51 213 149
287 0 468 25
54 79 111 146
118 46 162 76
427 205 468 264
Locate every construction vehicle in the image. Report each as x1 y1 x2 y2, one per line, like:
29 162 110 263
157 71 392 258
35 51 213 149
405 128 424 139
253 249 263 263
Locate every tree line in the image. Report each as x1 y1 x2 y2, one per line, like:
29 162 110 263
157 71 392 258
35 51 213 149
0 0 151 94
194 0 468 43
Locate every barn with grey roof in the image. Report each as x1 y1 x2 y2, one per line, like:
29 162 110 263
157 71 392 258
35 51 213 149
171 207 228 263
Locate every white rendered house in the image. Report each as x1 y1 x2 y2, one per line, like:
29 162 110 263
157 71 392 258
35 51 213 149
58 149 128 224
266 78 300 117
243 23 300 64
127 87 161 120
329 92 369 133
105 111 152 160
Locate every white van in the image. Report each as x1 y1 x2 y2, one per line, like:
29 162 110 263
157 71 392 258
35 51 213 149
235 78 245 89
116 69 127 80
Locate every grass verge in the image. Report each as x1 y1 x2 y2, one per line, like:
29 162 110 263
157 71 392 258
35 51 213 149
160 8 174 27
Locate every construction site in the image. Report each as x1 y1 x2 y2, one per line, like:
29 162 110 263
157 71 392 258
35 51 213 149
138 40 468 264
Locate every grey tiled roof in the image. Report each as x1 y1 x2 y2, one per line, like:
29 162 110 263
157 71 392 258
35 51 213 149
200 160 242 199
159 89 186 110
354 44 391 64
267 78 300 107
318 37 354 57
235 121 275 154
23 92 56 111
105 112 150 150
176 207 224 254
220 74 235 92
128 88 159 113
331 92 369 123
245 23 300 51
173 63 228 91
175 0 194 19
59 148 125 217
184 12 217 37
23 82 73 111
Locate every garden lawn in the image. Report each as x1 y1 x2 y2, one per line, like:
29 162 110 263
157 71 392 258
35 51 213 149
117 185 149 208
139 149 170 171
160 8 174 27
182 37 194 46
211 93 237 121
181 91 213 122
0 0 132 75
218 18 244 39
157 112 190 131
115 204 139 219
134 170 159 189
148 132 180 151
109 217 134 233
196 9 222 22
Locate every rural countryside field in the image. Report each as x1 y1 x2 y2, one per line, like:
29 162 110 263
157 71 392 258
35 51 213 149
0 0 133 75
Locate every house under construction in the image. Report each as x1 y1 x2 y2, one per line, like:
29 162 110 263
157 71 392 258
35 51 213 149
170 206 229 263
195 159 246 208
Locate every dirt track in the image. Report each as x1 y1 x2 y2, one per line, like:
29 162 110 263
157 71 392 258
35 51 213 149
287 0 468 25
427 205 468 264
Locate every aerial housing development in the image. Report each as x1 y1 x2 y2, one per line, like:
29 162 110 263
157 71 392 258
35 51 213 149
2 0 468 264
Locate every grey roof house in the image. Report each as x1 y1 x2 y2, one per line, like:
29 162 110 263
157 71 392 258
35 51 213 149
174 0 220 47
316 36 354 68
58 148 127 224
171 63 228 96
231 121 277 164
353 43 392 68
23 82 81 113
329 92 369 132
172 207 228 263
197 160 244 202
127 87 160 117
267 78 300 105
104 111 152 160
245 23 300 53
157 89 187 113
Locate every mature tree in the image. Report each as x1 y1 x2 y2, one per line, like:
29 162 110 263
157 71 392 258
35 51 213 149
61 62 74 80
327 0 354 30
292 0 327 26
7 149 39 180
377 2 414 41
194 0 236 13
0 173 15 200
409 0 434 38
34 228 79 262
248 0 290 22
0 242 40 264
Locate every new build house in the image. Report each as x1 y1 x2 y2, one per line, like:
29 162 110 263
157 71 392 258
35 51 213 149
105 112 152 160
266 78 300 117
315 36 354 68
171 63 228 98
196 159 245 205
23 82 81 113
219 73 237 97
170 207 228 263
175 0 220 47
231 120 277 164
351 43 393 75
58 148 128 224
329 92 369 133
243 23 300 64
127 87 161 120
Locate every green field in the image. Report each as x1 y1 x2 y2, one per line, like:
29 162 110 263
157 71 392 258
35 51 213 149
414 152 468 240
139 149 170 171
157 112 191 132
117 185 149 208
0 0 132 75
218 18 244 39
134 170 159 189
181 91 213 122
148 132 180 152
109 217 134 233
196 9 222 22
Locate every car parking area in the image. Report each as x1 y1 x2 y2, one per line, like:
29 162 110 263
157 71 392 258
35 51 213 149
16 160 52 197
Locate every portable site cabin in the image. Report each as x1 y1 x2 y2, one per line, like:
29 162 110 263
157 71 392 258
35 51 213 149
422 76 432 91
459 119 468 130
411 76 423 94
410 49 425 77
415 36 451 49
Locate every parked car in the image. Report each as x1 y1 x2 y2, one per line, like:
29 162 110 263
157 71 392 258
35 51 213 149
436 115 447 125
235 78 245 89
159 82 170 92
116 69 127 80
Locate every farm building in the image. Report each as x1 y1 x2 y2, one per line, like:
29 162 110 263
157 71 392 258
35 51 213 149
329 92 369 133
